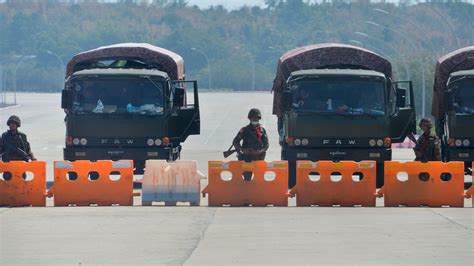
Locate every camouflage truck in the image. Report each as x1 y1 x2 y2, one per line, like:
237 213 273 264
432 46 474 174
272 43 416 187
61 43 200 173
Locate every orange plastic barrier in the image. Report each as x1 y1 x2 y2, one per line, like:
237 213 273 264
289 161 377 207
0 161 47 207
202 161 288 206
378 161 465 207
48 160 138 206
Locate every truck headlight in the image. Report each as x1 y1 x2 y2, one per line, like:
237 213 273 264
73 138 80 145
155 139 162 146
455 139 463 147
376 139 384 147
80 138 88 145
302 138 309 146
463 139 470 147
294 138 302 146
369 139 376 147
147 139 155 146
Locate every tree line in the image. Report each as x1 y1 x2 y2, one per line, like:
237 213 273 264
0 0 473 117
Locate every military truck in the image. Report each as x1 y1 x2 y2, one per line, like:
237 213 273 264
432 46 474 174
61 43 200 173
272 43 416 187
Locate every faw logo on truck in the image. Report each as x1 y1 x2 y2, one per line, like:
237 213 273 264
101 139 135 145
322 139 357 145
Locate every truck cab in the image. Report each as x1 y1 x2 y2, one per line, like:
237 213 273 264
432 46 474 176
61 43 200 173
439 70 474 170
279 68 415 187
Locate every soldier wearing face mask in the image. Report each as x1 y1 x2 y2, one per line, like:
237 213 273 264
232 108 269 163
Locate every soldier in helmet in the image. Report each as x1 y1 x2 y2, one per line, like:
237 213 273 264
232 108 269 167
414 117 441 162
0 115 36 164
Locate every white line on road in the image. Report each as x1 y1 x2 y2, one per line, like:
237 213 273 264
203 108 232 145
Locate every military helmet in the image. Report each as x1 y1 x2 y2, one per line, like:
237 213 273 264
7 115 21 127
419 117 433 128
247 108 262 119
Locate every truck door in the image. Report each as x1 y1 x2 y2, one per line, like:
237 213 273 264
169 80 201 142
389 81 416 143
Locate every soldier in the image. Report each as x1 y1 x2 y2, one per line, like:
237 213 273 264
0 116 36 180
413 117 441 162
232 108 269 174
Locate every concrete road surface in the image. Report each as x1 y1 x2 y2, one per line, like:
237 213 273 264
1 93 473 265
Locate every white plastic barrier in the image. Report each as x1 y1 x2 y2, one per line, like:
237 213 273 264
141 160 205 206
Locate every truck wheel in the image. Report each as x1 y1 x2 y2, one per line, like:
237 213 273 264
168 146 181 161
376 163 384 188
134 160 145 174
288 161 297 189
465 162 472 190
464 161 472 175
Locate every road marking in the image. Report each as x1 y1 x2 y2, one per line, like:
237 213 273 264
203 108 232 145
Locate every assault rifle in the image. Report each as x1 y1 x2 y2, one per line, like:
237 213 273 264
0 141 32 161
223 144 237 158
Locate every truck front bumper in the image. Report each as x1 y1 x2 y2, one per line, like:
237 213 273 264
446 147 474 162
282 147 391 163
63 146 178 161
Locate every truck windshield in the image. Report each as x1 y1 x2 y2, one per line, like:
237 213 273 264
291 77 385 116
70 76 165 115
454 79 474 114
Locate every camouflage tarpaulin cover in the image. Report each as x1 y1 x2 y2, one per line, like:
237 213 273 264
66 43 185 80
432 46 474 118
272 43 392 117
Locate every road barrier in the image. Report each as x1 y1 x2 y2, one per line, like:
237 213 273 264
202 160 288 206
289 161 377 207
141 160 205 206
0 161 47 207
48 160 138 206
378 161 465 207
391 136 416 149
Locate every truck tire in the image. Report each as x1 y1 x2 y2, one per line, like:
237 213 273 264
288 160 297 189
134 160 145 174
376 162 384 188
465 162 472 190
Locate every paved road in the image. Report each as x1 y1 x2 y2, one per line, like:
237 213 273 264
1 93 473 265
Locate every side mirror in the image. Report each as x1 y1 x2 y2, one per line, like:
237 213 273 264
282 90 293 110
396 88 406 108
173 87 185 107
61 90 72 109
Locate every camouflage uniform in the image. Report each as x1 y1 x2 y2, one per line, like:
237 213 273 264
414 132 441 162
232 108 269 164
0 116 34 162
232 124 269 162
